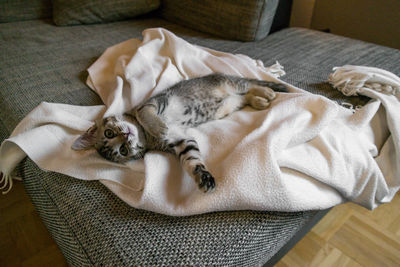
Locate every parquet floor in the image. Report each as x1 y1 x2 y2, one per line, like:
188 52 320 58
277 192 400 267
1 181 399 266
0 181 67 267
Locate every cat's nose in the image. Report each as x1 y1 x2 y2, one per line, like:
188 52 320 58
122 133 129 139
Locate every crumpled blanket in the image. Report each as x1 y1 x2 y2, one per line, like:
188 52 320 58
0 28 399 216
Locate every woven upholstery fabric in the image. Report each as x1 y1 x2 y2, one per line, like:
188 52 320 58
17 159 316 266
160 0 279 41
1 17 400 265
53 0 160 26
0 0 52 23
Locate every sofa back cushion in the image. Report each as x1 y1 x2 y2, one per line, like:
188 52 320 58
0 0 52 23
53 0 161 26
160 0 280 41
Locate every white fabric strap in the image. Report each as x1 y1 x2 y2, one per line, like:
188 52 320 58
329 65 400 99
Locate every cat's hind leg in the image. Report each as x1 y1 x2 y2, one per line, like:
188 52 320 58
245 93 272 110
167 136 216 192
226 76 287 110
245 81 286 110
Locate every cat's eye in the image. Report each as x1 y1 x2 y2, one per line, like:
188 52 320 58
119 144 128 156
104 129 115 139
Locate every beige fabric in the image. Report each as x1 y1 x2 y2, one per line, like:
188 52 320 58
1 28 399 215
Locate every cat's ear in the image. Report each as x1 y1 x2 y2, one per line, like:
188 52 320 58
71 124 98 151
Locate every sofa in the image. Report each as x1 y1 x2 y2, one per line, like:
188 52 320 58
1 0 399 266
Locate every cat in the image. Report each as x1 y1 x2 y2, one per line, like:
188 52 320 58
72 73 288 192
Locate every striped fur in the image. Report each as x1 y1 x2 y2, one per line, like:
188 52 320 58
72 74 287 192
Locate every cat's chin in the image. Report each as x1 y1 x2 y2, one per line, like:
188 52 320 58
122 113 146 139
112 153 144 164
131 152 145 160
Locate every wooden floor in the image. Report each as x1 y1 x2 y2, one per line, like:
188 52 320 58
1 181 399 267
0 181 67 267
277 192 400 267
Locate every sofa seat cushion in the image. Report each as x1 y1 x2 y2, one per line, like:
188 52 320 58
1 18 399 265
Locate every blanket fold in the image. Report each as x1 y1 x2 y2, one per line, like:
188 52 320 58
1 28 399 215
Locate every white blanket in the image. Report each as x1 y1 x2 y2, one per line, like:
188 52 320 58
1 28 399 216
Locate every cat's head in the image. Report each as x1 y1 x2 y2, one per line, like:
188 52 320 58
72 115 146 163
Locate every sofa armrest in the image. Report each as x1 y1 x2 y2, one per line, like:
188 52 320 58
160 0 279 41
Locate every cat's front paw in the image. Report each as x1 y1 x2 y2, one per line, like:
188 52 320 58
147 122 168 138
194 165 216 192
199 171 216 192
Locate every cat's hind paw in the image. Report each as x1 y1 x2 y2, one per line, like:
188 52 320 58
249 87 276 101
247 95 271 110
246 87 277 110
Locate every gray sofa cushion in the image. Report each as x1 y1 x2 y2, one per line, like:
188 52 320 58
160 0 280 41
0 0 52 23
53 0 160 26
1 17 400 265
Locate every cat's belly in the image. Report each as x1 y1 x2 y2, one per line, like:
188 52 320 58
214 95 245 119
163 94 245 127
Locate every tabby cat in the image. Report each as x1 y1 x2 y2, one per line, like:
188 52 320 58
72 74 288 192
